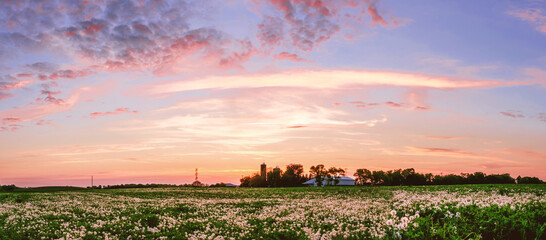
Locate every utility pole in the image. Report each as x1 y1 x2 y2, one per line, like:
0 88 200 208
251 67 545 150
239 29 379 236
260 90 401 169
91 176 94 189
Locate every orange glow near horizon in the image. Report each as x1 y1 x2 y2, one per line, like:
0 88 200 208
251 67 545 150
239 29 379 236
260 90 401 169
1 1 545 187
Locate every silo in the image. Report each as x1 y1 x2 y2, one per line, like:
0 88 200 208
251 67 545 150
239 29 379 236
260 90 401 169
260 163 267 179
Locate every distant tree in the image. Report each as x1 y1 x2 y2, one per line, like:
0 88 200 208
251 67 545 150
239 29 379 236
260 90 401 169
267 168 282 187
240 176 251 187
386 169 404 186
485 174 515 184
463 172 486 184
404 168 428 185
433 174 464 185
371 170 386 185
249 173 267 187
281 164 307 187
310 164 327 187
326 167 346 186
353 168 372 185
1 185 17 191
424 173 434 184
517 176 543 184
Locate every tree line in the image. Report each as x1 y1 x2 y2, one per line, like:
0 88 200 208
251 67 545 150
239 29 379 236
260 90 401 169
239 164 310 187
353 168 543 186
239 164 544 187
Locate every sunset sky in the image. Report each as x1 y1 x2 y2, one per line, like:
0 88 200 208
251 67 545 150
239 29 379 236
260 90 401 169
1 0 545 187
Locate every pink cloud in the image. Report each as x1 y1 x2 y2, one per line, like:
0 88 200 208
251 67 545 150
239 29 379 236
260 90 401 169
385 101 402 108
0 1 258 78
504 149 546 160
36 119 53 126
348 100 430 111
500 111 525 118
408 146 481 158
2 117 22 124
47 69 94 81
415 106 430 110
538 113 546 122
286 125 306 128
523 68 546 86
255 0 397 51
89 108 139 118
0 124 22 132
421 136 464 140
141 69 516 96
34 82 65 105
1 117 23 132
0 92 13 101
219 40 258 69
0 83 111 128
367 2 388 25
274 52 310 62
25 62 59 72
258 16 285 47
499 110 546 123
0 79 33 90
16 73 34 78
405 90 429 110
508 8 546 33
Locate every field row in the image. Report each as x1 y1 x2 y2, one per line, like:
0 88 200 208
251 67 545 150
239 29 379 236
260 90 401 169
0 185 545 239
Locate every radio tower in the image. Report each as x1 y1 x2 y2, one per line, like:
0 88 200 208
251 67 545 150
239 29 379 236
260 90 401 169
192 168 202 187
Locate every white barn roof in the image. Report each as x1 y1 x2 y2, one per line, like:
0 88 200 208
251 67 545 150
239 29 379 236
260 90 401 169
303 176 355 186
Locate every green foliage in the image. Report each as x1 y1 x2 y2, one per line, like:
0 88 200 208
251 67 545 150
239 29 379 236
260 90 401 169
400 202 546 239
353 168 526 186
517 176 544 184
0 185 17 191
0 185 544 239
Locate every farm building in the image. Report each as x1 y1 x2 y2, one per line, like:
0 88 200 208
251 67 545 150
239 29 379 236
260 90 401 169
303 176 355 186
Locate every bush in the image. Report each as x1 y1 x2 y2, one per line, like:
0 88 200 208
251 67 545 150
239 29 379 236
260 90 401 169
1 185 17 191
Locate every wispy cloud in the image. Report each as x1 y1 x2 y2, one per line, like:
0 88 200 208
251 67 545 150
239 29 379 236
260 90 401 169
141 69 514 95
274 52 311 62
117 91 388 149
420 136 465 140
0 82 112 131
508 8 546 33
500 111 525 118
89 108 139 118
406 146 485 159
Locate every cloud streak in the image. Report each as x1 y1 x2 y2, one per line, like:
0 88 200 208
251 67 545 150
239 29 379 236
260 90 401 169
407 146 484 159
508 8 546 33
89 108 139 118
142 69 516 95
274 52 311 62
500 111 525 118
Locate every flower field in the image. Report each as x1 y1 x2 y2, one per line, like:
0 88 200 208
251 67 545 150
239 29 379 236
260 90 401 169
0 185 545 239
